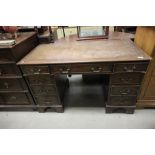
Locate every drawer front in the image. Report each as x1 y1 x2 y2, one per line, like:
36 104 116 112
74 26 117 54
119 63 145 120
0 92 31 105
108 96 136 106
110 73 144 84
51 63 113 74
114 63 148 73
26 75 55 85
0 78 27 91
0 64 21 76
30 85 57 95
21 65 49 75
0 50 14 62
110 85 139 96
35 95 60 105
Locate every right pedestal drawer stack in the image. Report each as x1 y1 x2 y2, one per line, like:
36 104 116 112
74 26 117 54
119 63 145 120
106 62 149 114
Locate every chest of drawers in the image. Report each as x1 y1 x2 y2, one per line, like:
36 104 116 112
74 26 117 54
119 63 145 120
0 32 38 110
20 65 69 112
106 62 148 114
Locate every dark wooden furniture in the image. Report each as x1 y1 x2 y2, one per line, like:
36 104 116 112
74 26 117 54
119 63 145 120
114 26 137 34
18 26 54 43
37 26 54 43
18 34 150 113
0 32 39 110
135 27 155 107
18 26 48 34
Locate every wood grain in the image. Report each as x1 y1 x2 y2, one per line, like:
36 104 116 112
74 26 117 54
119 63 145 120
17 34 150 65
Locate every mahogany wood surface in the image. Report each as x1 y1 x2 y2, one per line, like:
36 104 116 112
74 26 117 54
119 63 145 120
18 32 149 65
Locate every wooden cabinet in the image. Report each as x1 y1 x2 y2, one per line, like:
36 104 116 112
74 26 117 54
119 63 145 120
144 76 155 99
136 27 155 107
0 32 38 109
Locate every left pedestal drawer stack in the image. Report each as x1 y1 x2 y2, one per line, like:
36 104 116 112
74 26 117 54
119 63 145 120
0 32 39 110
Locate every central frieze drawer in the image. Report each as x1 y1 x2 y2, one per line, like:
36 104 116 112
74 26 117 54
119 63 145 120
0 64 21 76
0 78 27 91
110 85 139 96
51 63 113 74
114 62 148 73
34 95 60 105
110 73 144 84
26 75 55 85
108 96 137 106
30 85 57 95
21 65 49 75
0 92 32 105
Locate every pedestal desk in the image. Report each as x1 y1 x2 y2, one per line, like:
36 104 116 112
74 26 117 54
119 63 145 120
17 34 151 113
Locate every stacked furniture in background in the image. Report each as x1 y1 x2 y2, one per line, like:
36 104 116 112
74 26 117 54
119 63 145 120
114 26 137 34
19 26 54 43
136 27 155 107
0 32 38 110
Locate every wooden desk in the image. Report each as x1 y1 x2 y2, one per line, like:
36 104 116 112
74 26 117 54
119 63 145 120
17 33 150 114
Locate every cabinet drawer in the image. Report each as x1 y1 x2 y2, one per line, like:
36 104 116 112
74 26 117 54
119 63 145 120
35 95 60 105
110 85 139 96
0 63 21 76
0 78 27 91
114 62 148 72
0 50 14 62
108 96 136 106
0 92 32 105
21 65 49 75
26 75 55 85
30 85 57 95
51 63 113 74
110 73 144 84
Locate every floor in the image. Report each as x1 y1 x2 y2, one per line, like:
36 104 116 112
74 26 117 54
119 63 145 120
0 75 155 129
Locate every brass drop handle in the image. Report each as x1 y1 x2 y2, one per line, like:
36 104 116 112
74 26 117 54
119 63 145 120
4 82 9 89
11 96 16 100
0 69 2 76
119 89 130 95
91 67 102 73
123 65 136 72
34 68 41 74
60 68 70 74
121 78 132 82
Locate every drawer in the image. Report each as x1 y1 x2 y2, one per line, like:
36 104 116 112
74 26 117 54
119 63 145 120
35 95 60 105
108 96 136 106
0 78 27 91
0 92 32 105
0 50 14 62
51 63 113 74
0 63 21 76
110 73 144 84
114 62 148 73
30 85 57 95
110 85 139 96
21 65 49 75
26 75 55 85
